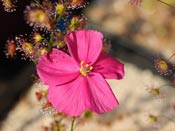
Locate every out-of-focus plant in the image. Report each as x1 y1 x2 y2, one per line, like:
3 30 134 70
131 0 175 127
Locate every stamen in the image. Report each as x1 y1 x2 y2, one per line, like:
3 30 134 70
89 66 93 70
79 60 93 76
80 61 84 65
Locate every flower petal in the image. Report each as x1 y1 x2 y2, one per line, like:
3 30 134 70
37 48 79 86
93 51 124 79
86 73 118 114
48 76 87 116
65 30 103 64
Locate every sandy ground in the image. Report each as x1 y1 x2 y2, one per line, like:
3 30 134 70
1 61 175 131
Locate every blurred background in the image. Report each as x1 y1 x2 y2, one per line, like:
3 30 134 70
1 0 175 131
0 0 35 121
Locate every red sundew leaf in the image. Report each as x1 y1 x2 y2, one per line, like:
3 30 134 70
39 101 57 115
24 6 51 30
35 92 43 101
43 101 52 109
16 38 37 61
35 90 47 101
42 0 55 14
1 0 17 12
155 58 172 75
69 0 87 9
21 41 34 55
6 39 16 58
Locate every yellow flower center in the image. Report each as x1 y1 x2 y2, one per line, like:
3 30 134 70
79 61 93 76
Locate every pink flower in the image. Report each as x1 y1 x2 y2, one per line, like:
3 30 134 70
37 30 124 116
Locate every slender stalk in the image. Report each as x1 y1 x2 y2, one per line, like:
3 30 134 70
49 1 69 50
70 117 76 131
58 114 65 123
43 38 51 50
168 52 175 61
56 3 68 24
157 0 175 9
49 30 54 51
33 0 53 51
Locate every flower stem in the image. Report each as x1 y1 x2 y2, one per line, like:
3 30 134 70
70 117 76 131
33 0 53 51
49 1 68 51
168 52 175 61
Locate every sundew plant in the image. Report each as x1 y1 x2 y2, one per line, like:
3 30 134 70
2 0 125 130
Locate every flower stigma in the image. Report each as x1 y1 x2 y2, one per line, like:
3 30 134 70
79 61 93 76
